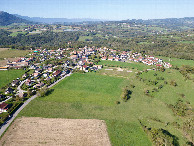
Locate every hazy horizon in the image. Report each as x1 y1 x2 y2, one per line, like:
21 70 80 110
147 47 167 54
1 0 194 20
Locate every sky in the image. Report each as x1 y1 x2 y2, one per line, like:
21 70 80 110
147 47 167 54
0 0 194 20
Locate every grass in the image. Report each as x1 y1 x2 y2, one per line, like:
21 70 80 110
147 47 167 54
78 36 93 41
179 41 194 44
9 31 28 37
0 49 30 59
97 60 150 71
0 70 25 88
18 63 194 145
156 56 194 67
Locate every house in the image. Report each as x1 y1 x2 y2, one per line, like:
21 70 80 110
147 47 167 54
108 57 114 61
12 80 20 87
82 65 88 71
147 61 153 66
93 65 103 70
0 102 9 113
35 82 44 88
156 64 163 67
0 66 8 70
134 59 140 62
5 87 14 94
22 73 28 79
33 72 39 77
35 68 42 73
70 55 78 59
115 58 120 61
47 67 53 72
53 70 62 77
101 57 106 60
25 79 32 86
43 73 49 78
164 62 172 68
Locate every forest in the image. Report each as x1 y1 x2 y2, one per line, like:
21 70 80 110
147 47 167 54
0 20 194 60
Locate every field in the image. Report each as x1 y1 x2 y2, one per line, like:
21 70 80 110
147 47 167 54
97 60 150 70
15 61 194 145
0 48 9 52
0 49 30 59
156 56 194 67
78 36 93 41
0 117 111 146
9 31 28 37
0 70 25 88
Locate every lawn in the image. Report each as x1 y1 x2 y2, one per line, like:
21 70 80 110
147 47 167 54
18 68 193 145
0 49 30 59
0 70 25 88
97 60 150 70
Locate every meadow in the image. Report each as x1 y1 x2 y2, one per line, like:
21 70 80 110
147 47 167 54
0 49 30 59
78 36 93 41
156 56 194 67
18 60 194 145
9 31 28 37
0 70 25 88
97 60 150 70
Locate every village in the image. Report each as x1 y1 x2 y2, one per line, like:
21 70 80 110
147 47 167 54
0 46 172 122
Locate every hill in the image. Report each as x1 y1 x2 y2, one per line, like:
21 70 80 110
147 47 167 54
0 11 31 26
14 14 104 24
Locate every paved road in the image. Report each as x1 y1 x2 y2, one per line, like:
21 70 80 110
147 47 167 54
17 79 27 93
0 72 72 137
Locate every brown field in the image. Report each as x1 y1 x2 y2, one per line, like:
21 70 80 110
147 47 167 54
0 117 111 146
0 57 20 67
0 48 9 52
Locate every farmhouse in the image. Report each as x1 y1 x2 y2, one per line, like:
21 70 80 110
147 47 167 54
11 80 20 87
0 102 9 113
53 70 62 77
108 57 113 61
93 65 103 70
0 67 8 70
5 87 14 94
82 65 88 71
101 57 107 60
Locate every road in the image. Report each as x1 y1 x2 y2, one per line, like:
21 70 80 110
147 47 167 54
0 72 73 137
17 79 27 93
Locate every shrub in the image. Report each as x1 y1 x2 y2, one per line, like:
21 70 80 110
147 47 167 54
158 84 163 89
115 101 120 104
170 80 177 87
121 86 132 102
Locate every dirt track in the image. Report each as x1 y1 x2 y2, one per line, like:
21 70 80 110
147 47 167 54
0 117 111 146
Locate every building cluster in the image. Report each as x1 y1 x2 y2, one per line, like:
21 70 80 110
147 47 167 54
69 46 172 70
0 48 71 113
0 46 172 114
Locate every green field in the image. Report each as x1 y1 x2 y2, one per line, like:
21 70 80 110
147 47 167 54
78 35 93 41
18 60 194 145
9 31 28 37
0 49 30 59
0 70 25 88
156 56 194 67
179 41 194 44
97 60 150 70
